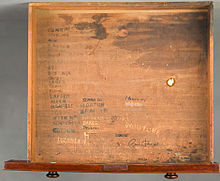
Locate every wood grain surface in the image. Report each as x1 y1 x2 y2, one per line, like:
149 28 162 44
28 2 214 164
4 160 220 173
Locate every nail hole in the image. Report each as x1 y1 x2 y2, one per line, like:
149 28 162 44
167 78 175 87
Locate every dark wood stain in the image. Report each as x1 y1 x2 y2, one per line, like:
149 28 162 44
113 12 208 70
75 14 108 40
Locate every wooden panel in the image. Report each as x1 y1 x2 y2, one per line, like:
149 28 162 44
28 2 213 164
4 160 220 173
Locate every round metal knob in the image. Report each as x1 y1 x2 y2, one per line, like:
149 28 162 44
164 173 178 179
46 171 59 178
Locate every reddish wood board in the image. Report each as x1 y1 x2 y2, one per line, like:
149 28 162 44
4 160 220 173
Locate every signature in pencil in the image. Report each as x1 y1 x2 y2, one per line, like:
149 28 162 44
128 138 158 149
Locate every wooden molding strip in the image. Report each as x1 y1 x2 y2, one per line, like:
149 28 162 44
4 160 220 173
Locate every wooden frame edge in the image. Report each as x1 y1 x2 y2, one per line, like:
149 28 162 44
27 3 37 162
27 3 32 162
4 160 220 173
28 1 212 9
208 1 214 162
